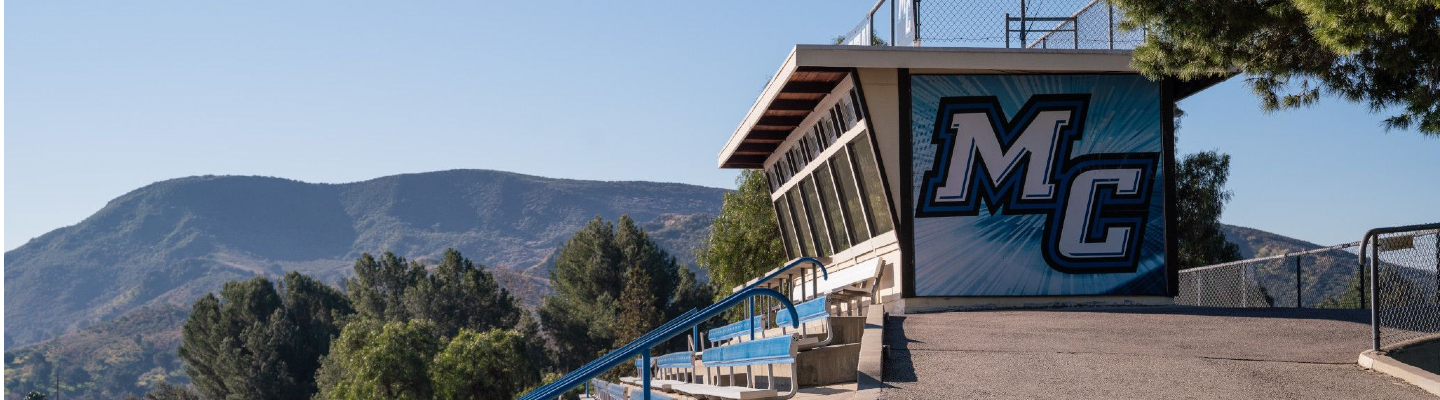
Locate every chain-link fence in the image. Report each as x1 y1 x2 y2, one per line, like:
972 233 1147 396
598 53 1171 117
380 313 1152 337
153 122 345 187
1364 224 1440 350
914 0 1138 48
1177 242 1367 308
1025 0 1145 49
839 0 1141 49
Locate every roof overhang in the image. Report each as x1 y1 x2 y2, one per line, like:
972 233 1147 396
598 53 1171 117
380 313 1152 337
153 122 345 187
717 45 1225 169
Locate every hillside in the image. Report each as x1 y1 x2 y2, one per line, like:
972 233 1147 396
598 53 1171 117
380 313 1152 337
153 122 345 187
4 169 726 348
1219 224 1362 307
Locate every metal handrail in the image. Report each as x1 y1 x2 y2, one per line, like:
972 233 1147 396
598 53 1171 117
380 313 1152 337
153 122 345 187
1361 222 1440 351
517 285 808 400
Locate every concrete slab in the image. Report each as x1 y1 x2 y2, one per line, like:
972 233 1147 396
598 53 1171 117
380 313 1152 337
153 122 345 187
881 306 1434 399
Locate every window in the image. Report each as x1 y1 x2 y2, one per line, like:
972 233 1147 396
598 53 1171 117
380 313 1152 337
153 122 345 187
849 133 894 234
787 188 815 256
830 150 871 244
814 163 851 250
774 195 797 259
800 176 833 256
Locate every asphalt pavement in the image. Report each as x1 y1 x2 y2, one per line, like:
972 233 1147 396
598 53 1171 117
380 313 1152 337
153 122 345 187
879 306 1434 399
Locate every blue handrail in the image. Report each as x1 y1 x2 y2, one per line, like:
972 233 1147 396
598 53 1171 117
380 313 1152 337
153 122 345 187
518 286 804 400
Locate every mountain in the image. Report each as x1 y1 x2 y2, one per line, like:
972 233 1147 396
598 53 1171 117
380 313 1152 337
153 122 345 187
4 169 726 348
1219 224 1363 307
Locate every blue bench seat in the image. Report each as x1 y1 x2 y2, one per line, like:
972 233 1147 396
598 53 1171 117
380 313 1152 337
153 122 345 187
708 315 766 343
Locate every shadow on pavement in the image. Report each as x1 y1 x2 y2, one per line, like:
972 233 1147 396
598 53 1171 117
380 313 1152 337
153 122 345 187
1047 305 1371 324
882 315 918 383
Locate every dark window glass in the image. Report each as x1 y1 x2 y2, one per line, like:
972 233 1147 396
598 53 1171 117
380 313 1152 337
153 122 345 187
831 150 872 243
849 89 865 121
799 176 833 256
774 195 797 259
814 163 851 251
839 95 857 129
849 132 895 234
787 187 815 256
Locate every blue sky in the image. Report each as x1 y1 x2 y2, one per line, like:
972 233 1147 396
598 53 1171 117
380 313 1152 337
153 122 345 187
5 0 1437 250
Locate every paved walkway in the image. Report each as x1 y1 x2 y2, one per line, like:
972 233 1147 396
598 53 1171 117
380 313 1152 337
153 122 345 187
880 306 1434 399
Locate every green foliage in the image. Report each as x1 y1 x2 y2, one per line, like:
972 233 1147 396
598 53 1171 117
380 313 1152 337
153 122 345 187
347 252 426 323
1115 0 1440 134
25 391 47 400
539 215 710 370
314 320 440 400
430 329 540 400
178 272 350 400
405 249 522 338
698 170 786 297
121 381 203 400
1176 151 1244 269
1318 275 1366 308
617 266 663 345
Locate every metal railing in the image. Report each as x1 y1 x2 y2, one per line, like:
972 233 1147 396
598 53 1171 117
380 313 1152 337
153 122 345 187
1363 223 1440 351
1177 242 1366 308
839 0 1139 49
517 257 828 400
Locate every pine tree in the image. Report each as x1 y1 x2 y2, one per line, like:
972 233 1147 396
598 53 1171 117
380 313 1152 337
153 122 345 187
179 275 350 400
1114 0 1440 134
404 249 521 338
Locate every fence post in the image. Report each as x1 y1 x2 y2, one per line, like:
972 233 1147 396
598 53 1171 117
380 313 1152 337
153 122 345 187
1295 255 1302 308
1004 13 1011 48
1108 2 1115 50
1358 252 1367 309
1019 0 1027 45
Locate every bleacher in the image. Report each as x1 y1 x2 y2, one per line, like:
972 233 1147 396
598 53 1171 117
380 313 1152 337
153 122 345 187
522 256 888 400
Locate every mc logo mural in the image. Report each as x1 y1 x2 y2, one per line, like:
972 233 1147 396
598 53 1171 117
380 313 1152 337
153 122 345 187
909 75 1170 296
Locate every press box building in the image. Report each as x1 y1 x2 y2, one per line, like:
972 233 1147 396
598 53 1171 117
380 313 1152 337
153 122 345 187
717 45 1220 313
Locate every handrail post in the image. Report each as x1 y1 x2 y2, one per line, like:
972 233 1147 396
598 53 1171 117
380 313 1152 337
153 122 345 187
1369 234 1381 351
747 297 755 340
642 348 652 400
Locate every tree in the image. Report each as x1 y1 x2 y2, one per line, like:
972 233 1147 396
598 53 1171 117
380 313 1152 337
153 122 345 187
346 252 425 323
1114 0 1440 135
1175 150 1244 269
24 391 47 400
404 249 522 338
616 266 663 346
698 170 786 296
539 217 622 370
314 320 440 400
430 329 540 400
123 382 204 400
539 215 707 369
178 274 351 400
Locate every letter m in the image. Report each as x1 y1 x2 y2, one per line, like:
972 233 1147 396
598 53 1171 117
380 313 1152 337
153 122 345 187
916 95 1088 217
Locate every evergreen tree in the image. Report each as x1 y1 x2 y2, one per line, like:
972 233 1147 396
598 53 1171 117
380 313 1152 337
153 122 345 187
429 329 540 400
179 275 350 400
539 217 622 369
1176 150 1244 269
347 252 425 322
617 266 663 345
314 320 440 400
123 382 204 400
539 215 708 369
1114 0 1440 134
404 249 522 338
698 170 786 297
